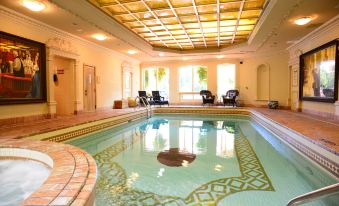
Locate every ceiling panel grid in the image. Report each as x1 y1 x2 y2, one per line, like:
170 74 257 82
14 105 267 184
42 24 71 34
90 0 267 50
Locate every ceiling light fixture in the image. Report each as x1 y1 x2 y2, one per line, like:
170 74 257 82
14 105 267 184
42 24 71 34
182 57 188 61
216 55 225 59
294 17 312 25
92 34 107 41
22 0 45 12
159 53 164 56
127 50 138 55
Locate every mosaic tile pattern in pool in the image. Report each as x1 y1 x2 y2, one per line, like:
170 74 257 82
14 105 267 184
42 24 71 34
94 126 274 205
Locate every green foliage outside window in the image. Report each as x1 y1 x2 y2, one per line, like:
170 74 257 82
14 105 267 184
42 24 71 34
144 69 149 88
157 67 166 82
197 66 207 84
320 69 334 89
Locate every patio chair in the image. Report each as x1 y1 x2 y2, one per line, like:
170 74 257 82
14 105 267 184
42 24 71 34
200 90 215 105
152 91 169 106
222 90 239 107
138 90 154 106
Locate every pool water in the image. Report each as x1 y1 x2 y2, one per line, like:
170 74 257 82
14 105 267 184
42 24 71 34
68 115 338 206
0 159 50 206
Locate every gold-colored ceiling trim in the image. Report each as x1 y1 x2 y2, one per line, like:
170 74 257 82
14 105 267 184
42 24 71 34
89 0 267 50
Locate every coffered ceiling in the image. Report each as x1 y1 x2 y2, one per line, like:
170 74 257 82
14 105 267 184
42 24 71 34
0 0 338 62
89 0 267 51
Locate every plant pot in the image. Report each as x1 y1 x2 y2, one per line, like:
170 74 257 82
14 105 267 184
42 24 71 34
268 100 279 109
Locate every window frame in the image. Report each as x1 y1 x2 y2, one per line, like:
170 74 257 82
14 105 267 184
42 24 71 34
142 66 169 97
217 64 237 100
178 65 208 102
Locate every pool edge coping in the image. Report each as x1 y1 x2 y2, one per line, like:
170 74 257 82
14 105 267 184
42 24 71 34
0 139 97 206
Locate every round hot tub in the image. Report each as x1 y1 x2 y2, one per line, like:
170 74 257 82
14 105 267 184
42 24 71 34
0 139 97 206
0 158 51 205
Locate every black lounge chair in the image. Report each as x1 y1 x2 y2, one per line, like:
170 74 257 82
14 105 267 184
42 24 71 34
222 90 239 107
138 91 154 106
200 90 215 105
152 91 169 106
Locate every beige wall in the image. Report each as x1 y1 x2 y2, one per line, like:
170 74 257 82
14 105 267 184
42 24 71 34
0 8 140 119
288 15 339 117
239 51 289 107
141 51 289 107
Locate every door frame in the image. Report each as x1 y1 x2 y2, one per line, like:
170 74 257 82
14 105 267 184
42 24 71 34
53 55 77 116
121 62 133 99
83 64 97 112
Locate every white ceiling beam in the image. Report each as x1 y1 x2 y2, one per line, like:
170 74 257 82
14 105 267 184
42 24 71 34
140 0 183 49
114 0 168 48
192 0 207 48
217 0 220 47
165 0 194 48
231 0 245 44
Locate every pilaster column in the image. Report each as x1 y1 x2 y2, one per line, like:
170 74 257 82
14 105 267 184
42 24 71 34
335 101 339 118
74 60 82 113
46 49 56 117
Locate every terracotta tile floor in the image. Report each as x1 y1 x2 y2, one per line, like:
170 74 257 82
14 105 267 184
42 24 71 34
0 107 146 139
0 106 338 153
252 108 339 153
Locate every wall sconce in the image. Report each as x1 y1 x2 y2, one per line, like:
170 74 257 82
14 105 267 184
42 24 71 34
53 73 58 82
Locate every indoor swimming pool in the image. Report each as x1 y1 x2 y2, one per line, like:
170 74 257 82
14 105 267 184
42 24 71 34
67 115 338 206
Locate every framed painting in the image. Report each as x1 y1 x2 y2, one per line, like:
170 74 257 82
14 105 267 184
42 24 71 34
299 39 339 103
0 31 46 104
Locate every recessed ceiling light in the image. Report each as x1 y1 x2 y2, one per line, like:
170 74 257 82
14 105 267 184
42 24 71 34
159 53 164 56
294 17 312 25
22 0 45 12
128 50 138 55
92 34 107 41
216 55 225 59
182 57 188 60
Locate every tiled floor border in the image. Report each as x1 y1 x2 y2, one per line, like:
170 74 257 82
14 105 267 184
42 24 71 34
250 112 339 178
25 111 148 143
0 139 97 206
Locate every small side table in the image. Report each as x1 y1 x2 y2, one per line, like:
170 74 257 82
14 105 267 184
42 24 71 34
113 100 128 109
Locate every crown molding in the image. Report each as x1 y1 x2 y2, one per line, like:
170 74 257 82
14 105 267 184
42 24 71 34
287 14 339 52
248 0 277 44
0 5 140 64
48 0 153 57
253 0 305 52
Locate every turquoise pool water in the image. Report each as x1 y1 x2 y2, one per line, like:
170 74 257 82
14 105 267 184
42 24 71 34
67 115 338 206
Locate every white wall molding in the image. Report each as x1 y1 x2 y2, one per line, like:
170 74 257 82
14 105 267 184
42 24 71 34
47 37 79 56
